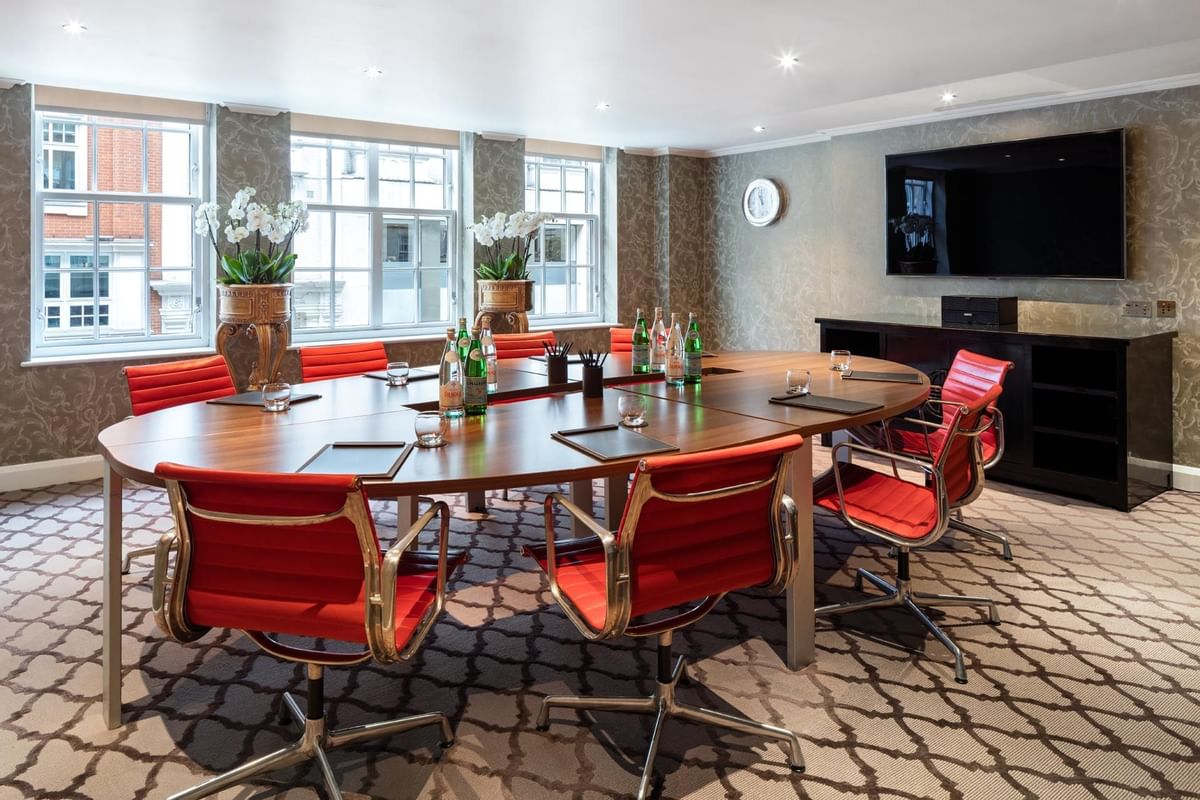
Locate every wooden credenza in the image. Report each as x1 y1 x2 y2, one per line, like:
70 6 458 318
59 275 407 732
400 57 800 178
816 314 1177 511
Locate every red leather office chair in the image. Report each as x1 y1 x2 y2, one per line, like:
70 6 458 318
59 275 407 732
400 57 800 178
299 341 389 382
815 388 1002 684
120 355 238 573
493 331 556 359
123 354 237 416
525 436 807 799
850 349 1015 559
151 463 464 800
610 327 634 353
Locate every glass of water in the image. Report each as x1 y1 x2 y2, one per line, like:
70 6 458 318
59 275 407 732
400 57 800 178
830 349 853 373
262 382 291 412
617 394 647 428
386 361 410 387
414 411 448 448
786 369 812 396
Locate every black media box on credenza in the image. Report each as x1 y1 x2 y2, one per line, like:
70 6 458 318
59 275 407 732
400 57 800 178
941 296 1018 328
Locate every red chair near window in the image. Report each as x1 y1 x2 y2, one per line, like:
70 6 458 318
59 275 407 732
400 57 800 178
123 354 237 416
815 387 1002 684
609 327 634 353
119 355 238 573
493 331 556 359
525 436 807 799
151 463 464 800
299 341 389 382
849 349 1015 559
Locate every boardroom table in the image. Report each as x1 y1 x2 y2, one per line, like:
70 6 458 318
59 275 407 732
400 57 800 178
96 351 929 729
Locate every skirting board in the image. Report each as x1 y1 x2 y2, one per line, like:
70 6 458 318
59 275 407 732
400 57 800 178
0 454 104 493
1129 457 1200 494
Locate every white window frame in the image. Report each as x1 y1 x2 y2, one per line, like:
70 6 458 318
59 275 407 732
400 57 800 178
289 136 459 342
524 154 604 325
30 110 209 359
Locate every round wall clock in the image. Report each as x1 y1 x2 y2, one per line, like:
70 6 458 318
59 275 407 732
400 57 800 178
743 178 782 227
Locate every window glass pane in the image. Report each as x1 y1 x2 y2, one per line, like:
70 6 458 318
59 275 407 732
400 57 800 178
564 168 585 192
384 216 414 267
95 126 145 193
44 271 60 298
45 307 60 329
70 272 94 298
294 211 332 268
541 267 569 316
334 271 370 328
538 189 561 213
543 224 567 263
573 267 593 313
153 128 193 195
382 270 417 325
564 191 586 213
98 202 146 261
291 145 329 203
293 271 333 330
158 204 194 269
539 167 561 191
528 266 543 315
44 149 77 190
380 154 412 207
419 269 450 324
331 146 367 205
413 156 444 208
150 269 196 336
419 217 449 267
569 219 593 264
99 272 146 337
335 213 370 269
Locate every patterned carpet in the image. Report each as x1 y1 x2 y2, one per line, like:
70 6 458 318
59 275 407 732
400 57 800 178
2 452 1200 800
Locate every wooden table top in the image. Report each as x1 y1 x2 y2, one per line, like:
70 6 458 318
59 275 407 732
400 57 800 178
98 351 929 493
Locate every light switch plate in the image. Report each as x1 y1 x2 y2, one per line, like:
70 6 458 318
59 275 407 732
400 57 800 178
1156 300 1177 318
1123 301 1153 318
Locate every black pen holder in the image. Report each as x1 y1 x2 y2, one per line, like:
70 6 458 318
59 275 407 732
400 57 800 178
547 354 569 384
582 364 603 397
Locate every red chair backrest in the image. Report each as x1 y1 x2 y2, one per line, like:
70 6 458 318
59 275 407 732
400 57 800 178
610 327 634 353
934 385 1002 506
939 349 1012 454
617 435 804 607
124 355 237 416
155 463 377 641
299 342 389 382
494 331 556 359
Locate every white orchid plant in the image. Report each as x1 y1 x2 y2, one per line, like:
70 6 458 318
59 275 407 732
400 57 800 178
467 211 552 280
194 187 310 285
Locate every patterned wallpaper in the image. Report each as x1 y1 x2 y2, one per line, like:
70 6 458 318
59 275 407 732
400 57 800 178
665 155 712 325
707 84 1200 466
615 152 661 325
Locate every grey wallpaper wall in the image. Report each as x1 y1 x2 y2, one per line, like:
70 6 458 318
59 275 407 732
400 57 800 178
708 84 1200 466
615 152 661 324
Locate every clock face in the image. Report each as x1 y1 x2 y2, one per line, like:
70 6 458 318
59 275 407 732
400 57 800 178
743 178 782 226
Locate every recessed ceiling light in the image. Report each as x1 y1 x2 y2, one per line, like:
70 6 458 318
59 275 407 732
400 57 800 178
777 52 800 71
752 125 766 134
362 66 384 79
940 91 958 104
595 101 611 111
61 21 87 35
1057 157 1066 162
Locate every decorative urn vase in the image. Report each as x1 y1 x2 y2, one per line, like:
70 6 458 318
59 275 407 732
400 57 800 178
215 283 294 391
475 279 534 333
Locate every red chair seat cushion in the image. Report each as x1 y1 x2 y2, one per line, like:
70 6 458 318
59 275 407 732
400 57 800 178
813 463 939 540
186 549 465 647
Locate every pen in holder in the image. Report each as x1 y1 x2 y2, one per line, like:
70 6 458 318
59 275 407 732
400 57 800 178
545 340 572 384
580 349 607 398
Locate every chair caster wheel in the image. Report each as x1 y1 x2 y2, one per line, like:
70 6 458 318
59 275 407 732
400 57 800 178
439 739 454 749
955 677 968 685
790 765 806 774
535 725 549 733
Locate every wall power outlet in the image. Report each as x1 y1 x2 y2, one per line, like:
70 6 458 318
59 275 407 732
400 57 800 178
1123 301 1153 318
1156 300 1177 318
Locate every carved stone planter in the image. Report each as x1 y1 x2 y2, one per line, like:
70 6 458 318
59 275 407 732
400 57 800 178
474 279 534 333
216 283 293 391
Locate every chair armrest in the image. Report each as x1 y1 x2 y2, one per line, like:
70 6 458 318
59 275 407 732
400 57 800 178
542 492 626 639
150 532 177 619
379 500 450 659
826 441 951 547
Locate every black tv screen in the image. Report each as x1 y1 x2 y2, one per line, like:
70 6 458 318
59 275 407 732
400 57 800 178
885 129 1126 279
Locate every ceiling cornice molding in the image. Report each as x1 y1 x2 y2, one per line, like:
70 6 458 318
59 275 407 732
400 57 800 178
0 78 27 90
221 102 286 116
705 133 831 158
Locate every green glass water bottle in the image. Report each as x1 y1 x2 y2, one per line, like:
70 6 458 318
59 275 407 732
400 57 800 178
465 327 488 416
631 307 651 374
684 313 702 385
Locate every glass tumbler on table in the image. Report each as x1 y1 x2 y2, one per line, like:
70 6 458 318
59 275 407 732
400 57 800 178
262 382 291 412
386 361 410 386
618 394 647 428
830 349 853 373
786 369 812 396
414 411 448 448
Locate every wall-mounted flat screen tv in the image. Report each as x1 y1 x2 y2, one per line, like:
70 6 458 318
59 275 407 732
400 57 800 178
885 129 1126 279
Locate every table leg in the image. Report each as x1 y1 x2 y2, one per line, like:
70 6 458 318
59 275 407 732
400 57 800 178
603 473 628 531
466 490 487 514
831 429 852 464
570 480 594 536
785 437 815 670
396 496 419 529
102 459 123 729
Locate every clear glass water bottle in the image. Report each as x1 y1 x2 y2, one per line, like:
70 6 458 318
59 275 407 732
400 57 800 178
665 313 685 386
438 327 465 419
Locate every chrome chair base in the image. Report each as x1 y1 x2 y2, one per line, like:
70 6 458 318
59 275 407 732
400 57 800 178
535 632 804 800
950 517 1013 561
123 540 176 575
168 665 452 800
816 554 999 684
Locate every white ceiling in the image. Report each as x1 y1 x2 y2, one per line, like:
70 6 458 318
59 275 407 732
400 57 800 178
2 0 1200 153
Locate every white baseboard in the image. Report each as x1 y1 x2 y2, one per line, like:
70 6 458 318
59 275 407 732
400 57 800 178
1128 457 1200 493
0 454 104 492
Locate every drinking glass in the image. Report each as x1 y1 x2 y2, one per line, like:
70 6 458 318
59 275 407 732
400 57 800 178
786 369 812 396
386 361 410 387
830 349 853 372
262 382 291 412
414 411 448 447
617 394 647 428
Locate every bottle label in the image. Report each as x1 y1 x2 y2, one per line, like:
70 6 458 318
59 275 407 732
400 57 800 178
667 353 684 375
486 359 497 384
439 381 462 409
465 376 487 407
469 348 483 361
631 343 649 368
457 335 470 350
444 350 460 364
684 352 702 376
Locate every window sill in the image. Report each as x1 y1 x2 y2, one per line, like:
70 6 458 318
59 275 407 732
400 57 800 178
289 331 448 350
530 320 619 332
22 345 218 368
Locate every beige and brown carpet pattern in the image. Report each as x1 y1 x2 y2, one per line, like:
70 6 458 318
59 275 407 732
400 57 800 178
2 456 1200 799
